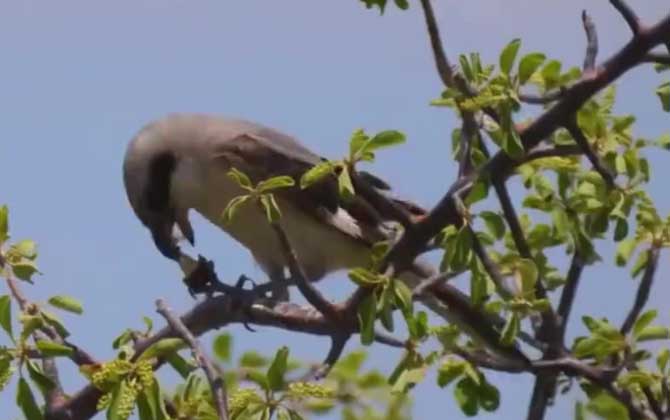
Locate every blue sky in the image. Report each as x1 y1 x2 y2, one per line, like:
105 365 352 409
1 1 668 419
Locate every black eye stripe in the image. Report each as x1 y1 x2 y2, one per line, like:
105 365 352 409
145 152 176 213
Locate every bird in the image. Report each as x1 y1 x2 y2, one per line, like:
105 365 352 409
123 113 429 287
122 113 532 367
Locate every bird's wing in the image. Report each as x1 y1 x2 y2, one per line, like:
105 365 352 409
208 125 424 245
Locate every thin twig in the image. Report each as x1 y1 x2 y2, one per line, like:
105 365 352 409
519 90 565 105
609 0 641 34
418 0 454 86
565 118 615 188
643 52 670 65
620 246 660 335
557 252 585 337
271 223 341 321
156 299 229 420
582 10 599 72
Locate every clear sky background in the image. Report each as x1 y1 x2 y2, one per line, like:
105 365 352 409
1 1 669 419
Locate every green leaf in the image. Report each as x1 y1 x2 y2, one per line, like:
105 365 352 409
465 180 489 205
300 161 334 189
349 129 370 161
227 168 253 190
142 317 153 333
0 205 8 244
393 280 413 315
587 392 630 420
357 292 377 345
40 311 69 338
450 227 473 271
366 130 406 153
239 351 268 368
338 166 355 200
48 295 83 315
658 349 670 372
391 364 426 394
393 0 409 10
36 340 74 357
348 268 385 287
636 326 670 342
17 377 44 420
632 310 657 339
266 346 289 391
479 211 505 239
613 219 628 242
12 260 39 282
518 53 546 84
257 176 295 193
0 295 13 340
516 258 538 297
499 39 521 75
541 60 562 89
212 333 232 362
221 195 251 224
615 238 637 266
379 285 394 332
479 380 500 412
360 0 387 13
260 193 282 223
166 352 196 379
500 312 520 346
112 330 132 350
630 249 649 278
437 359 465 388
138 338 186 361
26 360 55 397
13 240 37 259
454 377 479 416
502 127 525 159
656 81 670 112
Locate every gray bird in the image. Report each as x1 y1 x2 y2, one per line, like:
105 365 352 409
123 113 424 280
122 113 532 367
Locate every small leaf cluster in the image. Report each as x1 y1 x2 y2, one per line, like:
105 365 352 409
223 168 296 224
300 129 405 201
433 40 581 159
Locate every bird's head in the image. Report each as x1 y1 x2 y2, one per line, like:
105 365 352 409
123 127 195 261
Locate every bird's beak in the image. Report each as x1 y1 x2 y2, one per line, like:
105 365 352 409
149 216 180 260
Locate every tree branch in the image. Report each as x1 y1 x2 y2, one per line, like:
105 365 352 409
643 52 670 65
582 10 599 72
620 246 661 335
565 119 615 188
609 0 641 34
271 223 341 322
519 90 565 105
418 0 454 87
156 299 229 420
